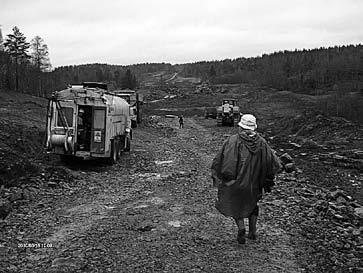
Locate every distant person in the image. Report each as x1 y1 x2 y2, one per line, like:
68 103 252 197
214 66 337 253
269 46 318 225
179 115 184 128
211 114 281 244
77 108 85 127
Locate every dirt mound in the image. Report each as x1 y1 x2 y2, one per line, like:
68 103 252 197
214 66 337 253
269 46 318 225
0 110 47 187
268 110 362 202
0 90 64 213
143 115 177 137
272 173 362 272
0 150 40 187
278 111 362 148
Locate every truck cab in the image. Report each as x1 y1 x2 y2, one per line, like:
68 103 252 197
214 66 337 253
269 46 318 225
113 89 143 128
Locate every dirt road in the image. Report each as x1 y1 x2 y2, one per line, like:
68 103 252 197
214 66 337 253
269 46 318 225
2 116 305 273
1 85 361 272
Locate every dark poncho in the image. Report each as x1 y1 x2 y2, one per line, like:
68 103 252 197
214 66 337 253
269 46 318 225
211 129 281 218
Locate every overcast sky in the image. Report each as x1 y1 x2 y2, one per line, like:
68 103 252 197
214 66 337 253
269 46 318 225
1 0 362 67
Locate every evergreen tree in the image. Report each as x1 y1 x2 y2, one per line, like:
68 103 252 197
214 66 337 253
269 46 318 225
4 26 30 91
208 65 217 82
121 69 137 89
96 67 104 82
114 70 122 87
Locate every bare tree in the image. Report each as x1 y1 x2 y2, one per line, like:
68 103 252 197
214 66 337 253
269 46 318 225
30 35 51 96
0 25 4 51
30 35 51 72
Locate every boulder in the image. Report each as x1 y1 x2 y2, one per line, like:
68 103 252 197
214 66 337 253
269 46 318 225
354 207 363 219
330 189 350 201
290 142 302 148
284 163 296 173
9 190 23 202
280 153 293 165
47 181 58 188
0 198 11 219
302 139 321 149
353 151 363 159
22 189 34 201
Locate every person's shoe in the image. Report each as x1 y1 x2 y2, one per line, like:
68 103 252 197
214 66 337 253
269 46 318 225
248 215 257 240
247 232 256 240
237 229 246 244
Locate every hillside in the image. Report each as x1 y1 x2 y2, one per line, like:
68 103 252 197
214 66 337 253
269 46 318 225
0 90 48 187
2 45 362 124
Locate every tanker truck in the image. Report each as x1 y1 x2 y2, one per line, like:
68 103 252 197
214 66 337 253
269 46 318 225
45 85 132 163
113 89 143 128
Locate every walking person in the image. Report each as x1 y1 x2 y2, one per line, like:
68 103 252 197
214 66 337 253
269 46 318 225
211 114 281 244
178 115 184 128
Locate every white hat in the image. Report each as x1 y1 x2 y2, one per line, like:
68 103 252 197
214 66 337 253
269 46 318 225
238 114 257 130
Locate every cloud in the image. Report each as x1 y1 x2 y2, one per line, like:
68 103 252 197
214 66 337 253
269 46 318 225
1 0 362 67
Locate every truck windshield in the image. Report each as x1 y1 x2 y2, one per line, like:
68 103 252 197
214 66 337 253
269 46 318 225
57 107 73 127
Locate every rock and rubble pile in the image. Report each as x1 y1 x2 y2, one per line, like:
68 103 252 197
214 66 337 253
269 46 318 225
279 112 362 146
143 115 177 137
270 172 362 273
0 120 45 188
272 111 363 173
194 83 212 94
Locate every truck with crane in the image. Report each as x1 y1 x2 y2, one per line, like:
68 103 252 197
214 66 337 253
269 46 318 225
45 84 132 163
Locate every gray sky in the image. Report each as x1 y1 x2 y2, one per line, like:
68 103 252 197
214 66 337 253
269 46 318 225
1 0 362 67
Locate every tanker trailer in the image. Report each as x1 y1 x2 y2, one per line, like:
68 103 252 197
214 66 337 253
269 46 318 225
45 86 132 163
113 89 143 128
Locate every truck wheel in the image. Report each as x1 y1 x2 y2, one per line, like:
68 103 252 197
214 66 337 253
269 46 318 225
60 155 73 163
109 140 117 164
116 139 121 159
125 137 131 152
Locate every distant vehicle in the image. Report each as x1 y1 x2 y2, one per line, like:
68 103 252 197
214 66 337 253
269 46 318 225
68 82 108 90
82 82 108 90
216 99 240 126
204 107 217 119
113 89 143 128
45 85 131 163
